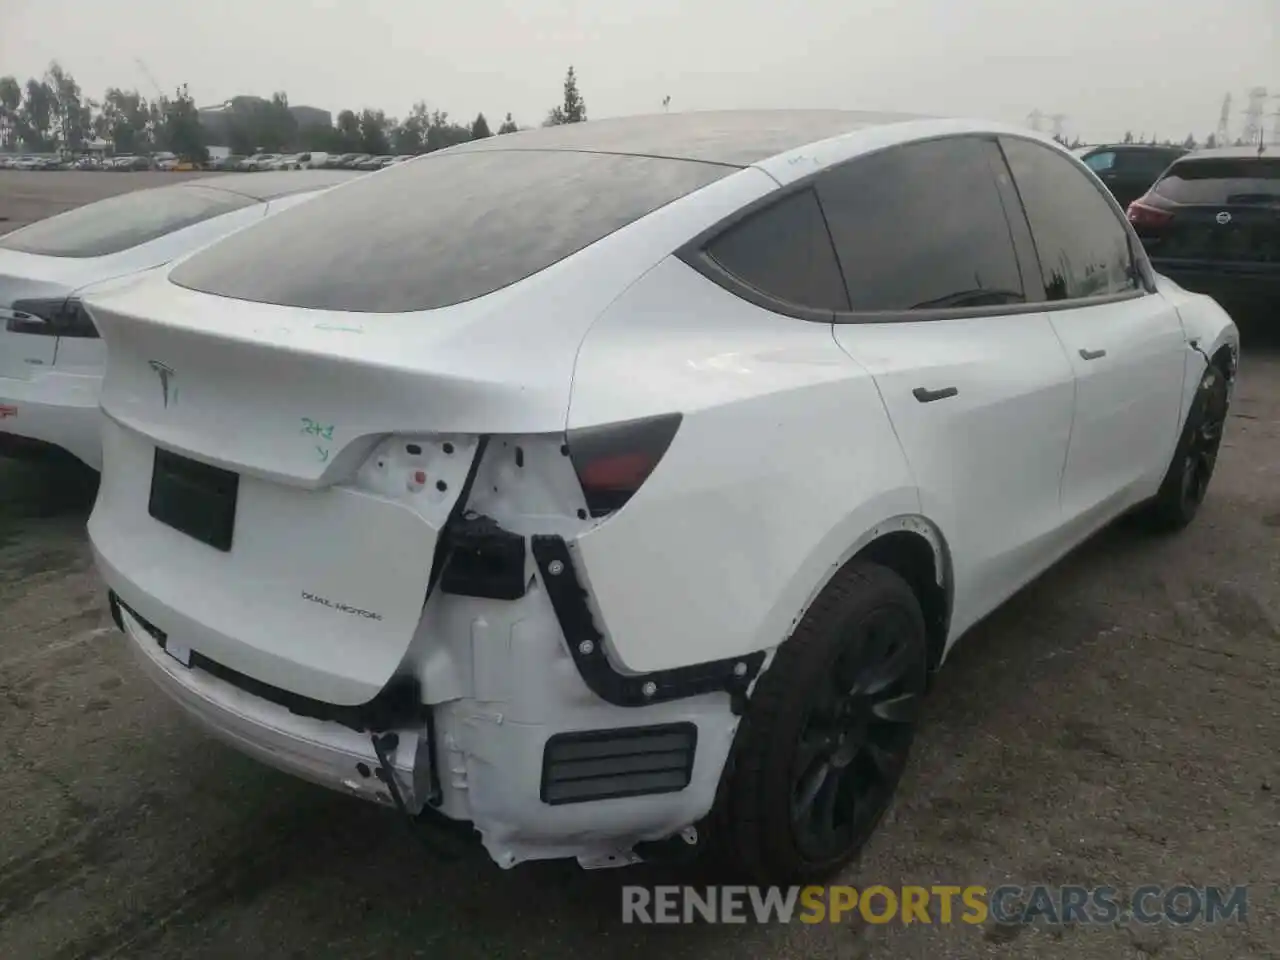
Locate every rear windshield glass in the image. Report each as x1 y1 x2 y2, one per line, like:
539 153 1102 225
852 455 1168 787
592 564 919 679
0 184 257 258
1153 157 1280 205
169 150 732 313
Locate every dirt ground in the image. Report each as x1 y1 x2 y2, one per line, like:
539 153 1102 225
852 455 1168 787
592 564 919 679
0 173 1277 960
0 170 222 232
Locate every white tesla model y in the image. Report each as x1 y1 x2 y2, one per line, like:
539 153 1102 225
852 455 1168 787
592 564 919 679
83 111 1238 881
0 171 358 469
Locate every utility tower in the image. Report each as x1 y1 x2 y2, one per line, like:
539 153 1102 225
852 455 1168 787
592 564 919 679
1215 93 1232 145
1026 109 1044 132
134 58 165 100
1049 113 1068 141
1241 87 1268 146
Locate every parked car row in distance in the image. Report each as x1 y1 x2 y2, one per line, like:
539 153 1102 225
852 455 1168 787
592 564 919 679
0 151 414 173
0 153 201 172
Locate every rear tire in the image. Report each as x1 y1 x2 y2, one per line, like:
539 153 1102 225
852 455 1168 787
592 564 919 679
710 561 929 884
1136 362 1229 533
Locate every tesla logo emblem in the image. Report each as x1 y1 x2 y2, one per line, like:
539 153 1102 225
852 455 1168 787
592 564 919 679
148 360 176 408
1216 211 1232 225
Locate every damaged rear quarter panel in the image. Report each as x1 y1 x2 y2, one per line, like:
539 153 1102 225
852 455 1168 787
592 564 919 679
1155 275 1241 415
565 256 919 674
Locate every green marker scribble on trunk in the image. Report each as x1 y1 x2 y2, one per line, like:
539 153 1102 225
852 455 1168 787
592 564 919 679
301 417 335 462
301 417 335 440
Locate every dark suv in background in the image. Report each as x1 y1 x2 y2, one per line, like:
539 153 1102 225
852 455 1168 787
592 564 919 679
1128 147 1280 308
1078 143 1188 209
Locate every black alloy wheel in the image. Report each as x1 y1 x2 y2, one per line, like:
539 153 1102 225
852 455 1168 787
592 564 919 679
1139 362 1230 532
710 561 930 883
790 604 925 862
1178 367 1229 514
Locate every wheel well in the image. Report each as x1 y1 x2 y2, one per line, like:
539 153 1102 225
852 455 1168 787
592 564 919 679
854 531 949 673
1210 344 1236 381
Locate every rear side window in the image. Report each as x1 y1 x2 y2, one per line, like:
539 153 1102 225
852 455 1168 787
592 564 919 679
1001 137 1139 301
815 136 1025 311
704 189 849 312
0 185 256 258
1152 157 1280 205
170 150 731 313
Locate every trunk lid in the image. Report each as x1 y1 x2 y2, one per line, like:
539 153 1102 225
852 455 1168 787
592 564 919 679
84 277 587 707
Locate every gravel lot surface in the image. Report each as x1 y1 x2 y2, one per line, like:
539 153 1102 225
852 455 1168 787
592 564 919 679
0 170 222 233
0 170 1277 959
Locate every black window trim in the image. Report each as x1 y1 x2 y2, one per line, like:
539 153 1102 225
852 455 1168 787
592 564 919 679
676 131 1156 325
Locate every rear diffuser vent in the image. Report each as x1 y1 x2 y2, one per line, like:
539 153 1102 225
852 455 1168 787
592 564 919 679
540 722 697 805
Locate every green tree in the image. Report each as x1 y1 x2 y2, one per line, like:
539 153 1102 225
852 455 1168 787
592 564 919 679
544 66 586 126
98 88 152 153
267 92 298 149
220 94 297 154
497 112 518 135
19 78 55 149
1123 130 1134 144
1183 133 1197 149
45 61 88 150
393 101 430 154
158 84 207 161
1204 133 1218 149
332 109 362 152
0 76 21 149
471 112 491 139
424 109 470 152
358 108 392 154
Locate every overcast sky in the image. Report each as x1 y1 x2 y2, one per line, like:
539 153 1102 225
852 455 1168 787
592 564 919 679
3 0 1276 142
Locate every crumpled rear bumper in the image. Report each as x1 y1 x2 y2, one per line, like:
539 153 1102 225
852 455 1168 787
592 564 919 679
106 570 742 870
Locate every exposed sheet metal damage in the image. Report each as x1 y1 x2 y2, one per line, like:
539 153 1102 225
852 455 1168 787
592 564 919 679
111 430 758 869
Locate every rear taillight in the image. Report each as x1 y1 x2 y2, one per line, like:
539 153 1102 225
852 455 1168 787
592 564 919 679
566 413 682 517
6 298 98 338
1127 199 1174 228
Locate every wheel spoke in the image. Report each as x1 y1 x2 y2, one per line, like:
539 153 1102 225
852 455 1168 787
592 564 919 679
814 766 841 839
862 739 899 781
855 640 914 697
793 761 831 822
870 691 921 724
792 728 831 780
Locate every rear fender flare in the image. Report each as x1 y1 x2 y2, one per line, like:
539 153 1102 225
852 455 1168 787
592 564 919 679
531 513 953 710
775 513 954 666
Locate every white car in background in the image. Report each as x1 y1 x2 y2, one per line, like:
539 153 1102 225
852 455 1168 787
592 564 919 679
0 170 359 469
266 154 302 171
84 112 1237 882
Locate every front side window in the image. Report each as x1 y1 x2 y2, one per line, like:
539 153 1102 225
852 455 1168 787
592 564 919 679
1115 149 1177 178
1001 137 1139 301
0 184 256 258
1083 151 1117 173
815 136 1025 311
703 189 849 312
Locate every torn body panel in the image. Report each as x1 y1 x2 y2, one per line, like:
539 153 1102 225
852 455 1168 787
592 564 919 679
565 255 921 674
1155 273 1242 417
